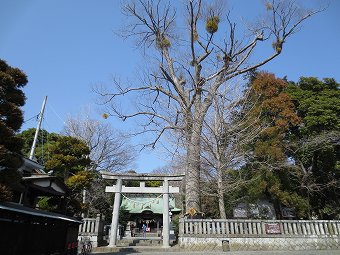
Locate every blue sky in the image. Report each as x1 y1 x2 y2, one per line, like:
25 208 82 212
1 0 340 172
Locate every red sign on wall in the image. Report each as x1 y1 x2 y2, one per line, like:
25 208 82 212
265 223 281 234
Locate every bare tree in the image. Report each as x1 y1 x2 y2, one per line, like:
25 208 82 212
200 85 267 218
97 0 322 212
151 159 187 212
63 111 135 172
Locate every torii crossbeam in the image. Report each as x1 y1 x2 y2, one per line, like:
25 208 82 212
101 172 184 248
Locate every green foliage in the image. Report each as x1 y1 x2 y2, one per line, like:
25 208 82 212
172 214 180 237
228 72 312 218
200 182 221 218
43 135 91 216
18 128 93 216
146 180 161 187
286 77 340 219
17 128 59 163
119 204 130 225
37 196 58 211
18 129 91 180
44 136 91 180
229 76 339 219
227 167 310 218
17 128 59 158
287 77 340 135
0 59 28 197
66 170 95 191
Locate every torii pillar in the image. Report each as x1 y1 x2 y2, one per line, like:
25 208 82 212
101 172 184 248
110 177 122 246
162 178 170 247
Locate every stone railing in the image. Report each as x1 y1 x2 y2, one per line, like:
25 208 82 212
178 218 340 251
78 214 106 247
179 218 340 237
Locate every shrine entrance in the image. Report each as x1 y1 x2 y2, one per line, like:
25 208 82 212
101 172 184 247
120 193 181 238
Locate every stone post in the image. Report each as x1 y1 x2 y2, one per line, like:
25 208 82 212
109 178 122 247
179 217 184 236
124 221 132 237
163 178 170 247
95 214 101 234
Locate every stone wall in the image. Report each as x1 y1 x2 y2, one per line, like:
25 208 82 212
178 218 340 251
179 236 340 251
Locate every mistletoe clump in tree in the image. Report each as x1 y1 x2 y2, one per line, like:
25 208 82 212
0 59 28 201
97 0 322 212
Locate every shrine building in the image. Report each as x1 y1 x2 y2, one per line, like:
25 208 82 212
120 194 181 236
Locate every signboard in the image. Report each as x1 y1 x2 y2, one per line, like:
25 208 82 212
265 223 281 234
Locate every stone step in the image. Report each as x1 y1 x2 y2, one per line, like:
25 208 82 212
134 232 160 237
135 239 162 246
94 245 181 254
117 238 162 247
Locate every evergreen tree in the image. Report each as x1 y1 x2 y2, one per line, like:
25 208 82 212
17 128 59 164
235 76 340 219
287 77 340 219
42 135 93 215
44 135 91 180
234 72 309 218
0 59 28 201
18 128 93 215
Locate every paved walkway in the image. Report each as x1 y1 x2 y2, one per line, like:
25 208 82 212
93 250 340 255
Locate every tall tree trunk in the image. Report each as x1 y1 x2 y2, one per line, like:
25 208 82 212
217 161 226 219
185 124 202 212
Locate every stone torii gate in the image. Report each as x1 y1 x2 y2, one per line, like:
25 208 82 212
101 172 184 247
